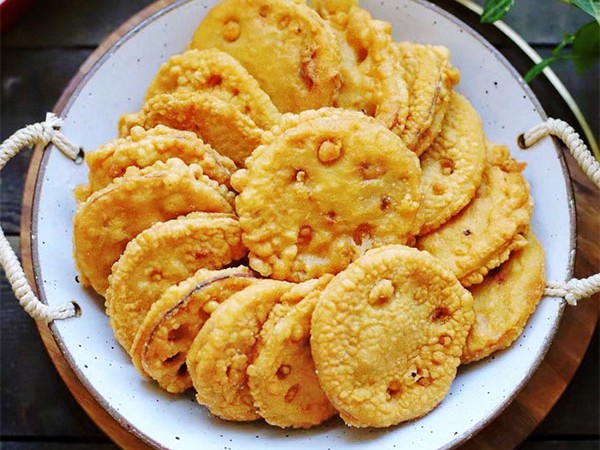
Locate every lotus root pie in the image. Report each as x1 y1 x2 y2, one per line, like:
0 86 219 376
232 111 421 282
461 231 545 364
73 158 234 295
396 41 460 155
416 92 487 235
311 244 474 427
247 275 336 428
187 279 292 421
417 143 533 286
130 266 257 393
189 0 342 113
105 212 245 353
118 91 266 166
144 48 281 130
75 124 236 202
315 2 409 137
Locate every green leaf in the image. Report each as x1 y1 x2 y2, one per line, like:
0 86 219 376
569 0 600 23
524 57 557 82
572 20 600 73
480 0 515 23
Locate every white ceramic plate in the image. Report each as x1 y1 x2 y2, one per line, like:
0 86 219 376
31 0 575 448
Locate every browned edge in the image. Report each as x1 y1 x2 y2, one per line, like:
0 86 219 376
18 0 599 449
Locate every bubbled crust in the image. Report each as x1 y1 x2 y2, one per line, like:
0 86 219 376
145 48 281 130
189 0 342 113
118 91 267 166
416 92 487 235
187 280 292 421
72 158 234 295
311 245 474 428
105 212 246 353
75 125 236 202
247 275 336 428
417 144 533 286
462 231 545 363
232 113 421 281
131 267 257 393
397 42 460 155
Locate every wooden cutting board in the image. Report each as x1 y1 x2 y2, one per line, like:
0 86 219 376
19 0 599 448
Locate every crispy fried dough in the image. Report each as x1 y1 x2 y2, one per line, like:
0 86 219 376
315 3 409 136
417 144 533 286
462 231 545 364
106 212 245 353
131 267 257 393
247 275 335 428
75 125 235 202
397 42 460 155
416 92 487 235
190 0 341 113
187 279 292 421
145 48 281 130
73 158 234 295
311 245 474 427
119 91 266 166
232 111 421 281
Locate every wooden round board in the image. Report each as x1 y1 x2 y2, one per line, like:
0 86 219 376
19 0 599 449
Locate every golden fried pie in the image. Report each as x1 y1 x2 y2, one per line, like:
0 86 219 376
190 0 341 113
130 266 257 393
397 42 460 155
145 48 281 130
417 144 533 286
106 212 245 353
416 92 487 235
73 158 234 295
232 110 421 281
247 275 335 428
311 245 474 427
187 279 292 421
119 91 266 166
316 3 409 136
462 231 545 363
75 125 235 202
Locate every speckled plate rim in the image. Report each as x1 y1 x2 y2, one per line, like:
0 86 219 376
26 0 577 449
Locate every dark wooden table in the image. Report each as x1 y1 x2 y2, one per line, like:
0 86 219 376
1 1 598 449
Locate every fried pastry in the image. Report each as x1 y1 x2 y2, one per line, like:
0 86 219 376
73 158 234 295
416 92 487 235
247 275 336 428
232 111 421 281
311 245 474 427
187 279 292 421
105 212 245 353
462 231 545 363
315 2 409 136
417 144 533 286
75 125 236 202
145 48 281 130
119 91 266 166
189 0 342 113
397 42 460 155
130 266 257 393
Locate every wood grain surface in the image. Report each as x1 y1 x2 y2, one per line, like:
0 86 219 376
2 0 598 449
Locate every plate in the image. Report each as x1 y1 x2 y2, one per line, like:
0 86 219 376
30 0 575 448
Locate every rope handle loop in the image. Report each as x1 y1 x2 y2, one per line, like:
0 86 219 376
520 117 600 305
0 113 82 323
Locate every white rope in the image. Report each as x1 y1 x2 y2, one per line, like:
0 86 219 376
1 113 81 323
521 118 600 305
544 275 600 306
521 118 600 189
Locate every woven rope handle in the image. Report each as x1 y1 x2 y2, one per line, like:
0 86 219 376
0 113 81 323
521 118 600 305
